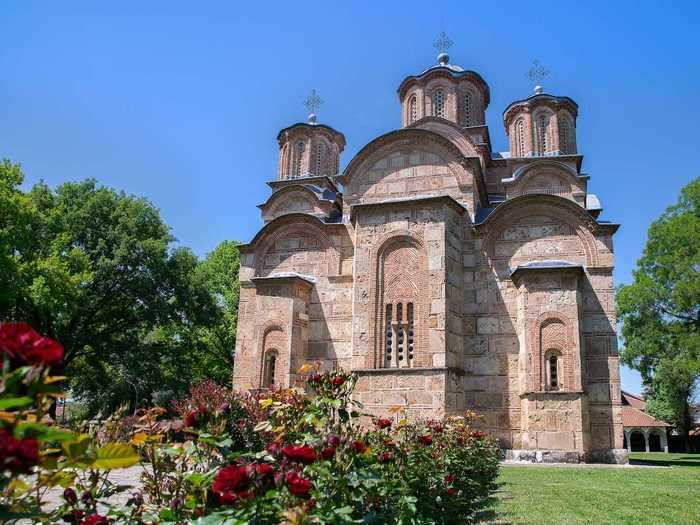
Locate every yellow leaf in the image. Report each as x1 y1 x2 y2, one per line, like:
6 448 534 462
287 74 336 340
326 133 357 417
44 375 68 384
298 363 316 374
0 411 17 423
131 432 149 445
6 478 30 497
92 443 141 470
259 398 273 408
388 406 403 414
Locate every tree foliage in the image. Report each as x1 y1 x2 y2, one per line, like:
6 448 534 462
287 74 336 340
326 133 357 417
0 160 240 416
617 177 700 446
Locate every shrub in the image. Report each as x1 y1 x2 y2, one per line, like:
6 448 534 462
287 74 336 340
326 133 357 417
1 324 500 523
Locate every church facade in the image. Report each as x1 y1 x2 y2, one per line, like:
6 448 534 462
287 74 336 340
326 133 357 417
232 49 626 463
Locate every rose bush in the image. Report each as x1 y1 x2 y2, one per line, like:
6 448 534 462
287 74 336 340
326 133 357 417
1 323 499 524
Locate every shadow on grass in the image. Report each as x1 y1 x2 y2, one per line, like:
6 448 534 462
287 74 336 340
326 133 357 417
476 482 514 525
629 456 700 468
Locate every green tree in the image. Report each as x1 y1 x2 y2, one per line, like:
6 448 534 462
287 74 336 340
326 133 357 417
0 160 238 415
617 177 700 450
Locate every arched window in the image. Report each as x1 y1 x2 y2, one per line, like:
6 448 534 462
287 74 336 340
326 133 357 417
314 142 327 175
292 140 305 178
461 90 474 126
514 118 526 157
432 89 446 118
379 240 422 369
558 115 574 154
545 349 562 391
408 95 418 124
535 113 551 155
263 350 277 388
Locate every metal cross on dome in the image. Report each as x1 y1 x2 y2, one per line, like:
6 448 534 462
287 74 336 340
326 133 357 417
303 89 324 115
526 59 550 85
433 31 454 53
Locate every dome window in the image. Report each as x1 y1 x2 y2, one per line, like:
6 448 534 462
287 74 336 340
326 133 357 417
409 95 418 124
515 118 526 157
432 89 446 119
535 113 551 155
461 90 473 127
292 140 305 178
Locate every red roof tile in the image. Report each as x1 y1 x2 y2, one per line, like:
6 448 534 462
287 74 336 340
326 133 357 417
621 391 646 410
622 405 669 428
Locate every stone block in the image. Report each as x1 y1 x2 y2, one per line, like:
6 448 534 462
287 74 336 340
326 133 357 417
397 375 427 389
371 375 395 390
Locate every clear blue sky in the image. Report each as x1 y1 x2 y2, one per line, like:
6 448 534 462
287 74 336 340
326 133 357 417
2 1 698 395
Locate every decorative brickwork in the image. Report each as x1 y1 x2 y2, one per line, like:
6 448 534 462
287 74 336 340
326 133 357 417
232 52 625 463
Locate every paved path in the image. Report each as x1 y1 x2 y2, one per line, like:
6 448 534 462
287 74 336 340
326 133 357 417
40 466 144 514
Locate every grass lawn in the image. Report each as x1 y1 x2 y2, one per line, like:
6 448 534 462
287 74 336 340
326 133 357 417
485 453 700 525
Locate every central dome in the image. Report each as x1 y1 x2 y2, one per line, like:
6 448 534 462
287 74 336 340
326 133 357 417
397 52 490 129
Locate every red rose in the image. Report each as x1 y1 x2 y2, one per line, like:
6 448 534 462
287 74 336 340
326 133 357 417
212 465 252 504
445 473 456 483
80 515 110 525
379 451 393 462
350 440 367 453
446 488 458 496
375 418 392 429
327 434 341 447
332 375 345 386
250 462 274 478
418 434 433 446
0 322 63 367
0 429 39 473
286 471 313 498
431 424 443 434
184 407 208 428
471 430 486 439
321 447 335 459
282 445 316 464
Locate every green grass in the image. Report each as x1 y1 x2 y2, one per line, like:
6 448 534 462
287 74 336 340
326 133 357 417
483 453 700 525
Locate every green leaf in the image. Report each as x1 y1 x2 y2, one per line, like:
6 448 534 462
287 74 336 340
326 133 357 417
15 422 75 442
62 434 92 460
91 443 141 469
0 396 33 410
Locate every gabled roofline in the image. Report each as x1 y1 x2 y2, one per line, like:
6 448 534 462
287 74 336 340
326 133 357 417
397 68 491 106
276 122 346 148
268 175 340 193
239 212 338 251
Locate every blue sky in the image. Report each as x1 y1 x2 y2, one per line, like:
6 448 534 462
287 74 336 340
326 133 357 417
2 1 698 395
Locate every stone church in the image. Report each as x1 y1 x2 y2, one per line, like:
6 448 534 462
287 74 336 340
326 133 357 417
232 46 626 463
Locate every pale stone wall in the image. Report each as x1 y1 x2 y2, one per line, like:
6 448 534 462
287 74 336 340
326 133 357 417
232 68 624 463
345 149 465 207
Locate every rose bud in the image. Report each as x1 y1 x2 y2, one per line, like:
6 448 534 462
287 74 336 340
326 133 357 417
63 488 77 505
332 375 345 386
321 447 335 459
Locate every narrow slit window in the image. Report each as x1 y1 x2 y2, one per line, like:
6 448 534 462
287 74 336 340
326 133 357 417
292 140 305 178
407 303 414 362
432 89 446 118
409 95 417 123
462 91 473 126
263 352 277 388
536 114 550 155
515 119 526 157
549 354 559 389
384 304 393 366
